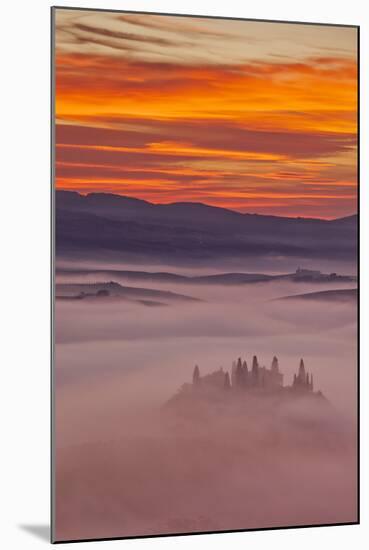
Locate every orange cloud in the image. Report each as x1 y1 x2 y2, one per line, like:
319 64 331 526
55 54 357 134
54 43 357 218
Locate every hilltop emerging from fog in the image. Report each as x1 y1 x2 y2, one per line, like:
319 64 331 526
167 355 327 416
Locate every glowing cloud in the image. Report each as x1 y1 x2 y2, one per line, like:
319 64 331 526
54 9 358 218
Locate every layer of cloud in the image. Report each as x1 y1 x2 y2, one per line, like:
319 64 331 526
54 11 357 218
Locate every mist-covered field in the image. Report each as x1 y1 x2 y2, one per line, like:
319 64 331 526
54 261 357 541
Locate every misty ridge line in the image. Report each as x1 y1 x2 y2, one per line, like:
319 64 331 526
274 288 357 303
55 266 357 286
56 189 357 222
55 190 357 264
54 268 357 308
55 281 203 304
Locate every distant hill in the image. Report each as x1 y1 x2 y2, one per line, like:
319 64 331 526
56 267 356 286
55 191 357 263
55 281 201 304
329 214 358 227
276 288 357 303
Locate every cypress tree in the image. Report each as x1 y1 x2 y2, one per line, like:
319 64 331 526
236 362 244 387
193 365 200 385
252 355 259 385
271 356 279 372
298 358 306 381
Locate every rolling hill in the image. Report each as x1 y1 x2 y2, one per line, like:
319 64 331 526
55 191 357 263
55 281 201 304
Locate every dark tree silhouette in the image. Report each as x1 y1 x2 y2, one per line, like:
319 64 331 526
271 356 279 372
251 355 259 385
298 358 306 381
193 365 200 385
235 362 244 387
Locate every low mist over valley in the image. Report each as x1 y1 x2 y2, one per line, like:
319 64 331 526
55 256 357 540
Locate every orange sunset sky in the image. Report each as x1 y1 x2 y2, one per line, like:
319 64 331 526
54 9 358 218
